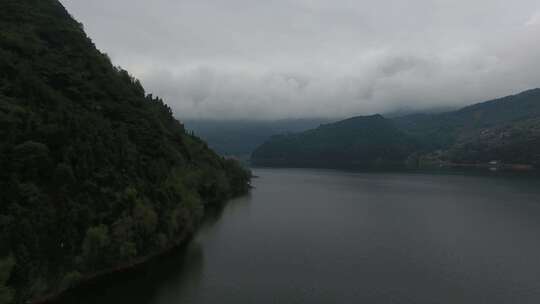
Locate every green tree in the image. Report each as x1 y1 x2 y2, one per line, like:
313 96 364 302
0 1 250 301
82 225 110 270
0 256 15 304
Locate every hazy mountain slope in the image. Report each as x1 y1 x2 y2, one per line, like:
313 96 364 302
183 118 329 158
394 88 540 149
0 1 250 302
445 117 540 166
253 89 540 168
252 115 418 168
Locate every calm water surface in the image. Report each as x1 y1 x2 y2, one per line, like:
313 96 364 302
59 168 540 303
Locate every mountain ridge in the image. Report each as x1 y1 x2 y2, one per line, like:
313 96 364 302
252 88 540 168
252 114 418 168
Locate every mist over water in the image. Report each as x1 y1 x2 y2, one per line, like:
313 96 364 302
57 169 540 304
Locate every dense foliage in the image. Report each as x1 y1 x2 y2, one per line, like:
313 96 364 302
0 1 250 302
253 89 540 168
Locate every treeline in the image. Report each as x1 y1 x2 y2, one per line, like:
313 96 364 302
0 1 250 303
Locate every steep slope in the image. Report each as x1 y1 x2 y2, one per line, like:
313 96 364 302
0 1 250 303
251 115 418 168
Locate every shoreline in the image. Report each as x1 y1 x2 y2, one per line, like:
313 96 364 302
31 192 249 304
33 229 194 304
250 163 537 173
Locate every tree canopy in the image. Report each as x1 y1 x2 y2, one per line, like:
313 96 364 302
0 1 250 302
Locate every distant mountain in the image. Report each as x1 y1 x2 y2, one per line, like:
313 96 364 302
252 115 418 168
447 117 540 165
183 118 330 159
0 1 250 302
252 89 540 168
395 88 540 149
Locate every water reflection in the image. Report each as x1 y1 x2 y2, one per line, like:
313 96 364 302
55 169 540 304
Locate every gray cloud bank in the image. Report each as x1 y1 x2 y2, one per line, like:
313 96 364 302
61 0 540 120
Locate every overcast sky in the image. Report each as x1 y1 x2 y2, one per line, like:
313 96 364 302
60 0 540 120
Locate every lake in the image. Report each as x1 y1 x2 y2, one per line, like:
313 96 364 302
57 168 540 303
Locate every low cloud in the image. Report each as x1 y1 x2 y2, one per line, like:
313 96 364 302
61 0 540 120
526 12 540 27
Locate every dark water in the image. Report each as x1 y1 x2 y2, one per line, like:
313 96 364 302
58 168 540 304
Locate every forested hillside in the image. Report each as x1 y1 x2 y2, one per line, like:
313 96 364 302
395 89 540 166
252 89 540 168
252 115 418 168
0 1 250 303
394 88 540 150
445 117 540 165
